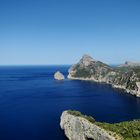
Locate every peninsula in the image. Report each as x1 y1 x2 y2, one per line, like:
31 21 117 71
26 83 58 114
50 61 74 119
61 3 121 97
68 55 140 97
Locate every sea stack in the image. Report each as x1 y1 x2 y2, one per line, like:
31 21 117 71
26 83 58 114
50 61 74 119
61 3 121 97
54 71 65 80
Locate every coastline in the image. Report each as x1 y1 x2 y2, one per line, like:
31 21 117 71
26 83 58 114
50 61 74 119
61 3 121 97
68 75 140 97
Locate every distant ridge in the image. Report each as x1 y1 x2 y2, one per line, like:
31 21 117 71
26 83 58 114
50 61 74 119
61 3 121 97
119 61 140 67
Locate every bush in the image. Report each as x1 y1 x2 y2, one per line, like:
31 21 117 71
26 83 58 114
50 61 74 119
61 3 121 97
67 110 95 123
95 120 140 140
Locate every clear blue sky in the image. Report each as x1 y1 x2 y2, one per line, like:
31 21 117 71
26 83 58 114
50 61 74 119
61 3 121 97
0 0 140 65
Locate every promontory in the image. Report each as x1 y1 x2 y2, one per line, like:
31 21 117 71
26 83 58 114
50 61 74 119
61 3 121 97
68 54 140 97
60 110 140 140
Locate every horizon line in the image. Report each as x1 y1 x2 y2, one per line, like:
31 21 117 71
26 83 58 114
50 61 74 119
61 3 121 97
0 63 121 66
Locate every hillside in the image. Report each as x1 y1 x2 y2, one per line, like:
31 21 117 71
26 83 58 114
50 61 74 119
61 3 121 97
68 55 140 97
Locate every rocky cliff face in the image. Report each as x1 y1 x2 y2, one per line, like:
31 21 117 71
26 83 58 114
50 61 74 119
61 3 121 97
68 55 140 97
60 111 122 140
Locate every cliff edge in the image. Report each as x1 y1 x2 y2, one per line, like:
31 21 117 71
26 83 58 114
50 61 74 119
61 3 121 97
60 110 140 140
60 110 122 140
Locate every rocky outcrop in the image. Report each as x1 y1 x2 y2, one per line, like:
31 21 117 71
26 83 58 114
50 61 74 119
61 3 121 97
54 71 65 80
68 55 140 97
60 111 122 140
136 82 140 96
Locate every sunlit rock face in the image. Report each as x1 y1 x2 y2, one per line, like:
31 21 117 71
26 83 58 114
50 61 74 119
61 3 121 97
79 54 96 67
68 54 140 97
54 71 65 80
136 82 140 97
60 111 121 140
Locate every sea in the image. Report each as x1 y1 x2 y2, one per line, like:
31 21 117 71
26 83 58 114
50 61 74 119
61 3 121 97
0 65 140 140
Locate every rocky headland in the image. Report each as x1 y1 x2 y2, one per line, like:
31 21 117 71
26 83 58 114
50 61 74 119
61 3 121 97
54 71 65 80
60 110 140 140
60 110 121 140
68 55 140 97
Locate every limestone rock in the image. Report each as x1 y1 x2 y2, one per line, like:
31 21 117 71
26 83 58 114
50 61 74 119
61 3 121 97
79 54 96 67
60 111 121 140
136 82 140 97
54 71 65 80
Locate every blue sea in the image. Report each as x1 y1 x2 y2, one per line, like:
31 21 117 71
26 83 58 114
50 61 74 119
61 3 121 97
0 66 140 140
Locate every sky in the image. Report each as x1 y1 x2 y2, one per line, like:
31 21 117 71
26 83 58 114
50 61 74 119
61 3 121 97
0 0 140 65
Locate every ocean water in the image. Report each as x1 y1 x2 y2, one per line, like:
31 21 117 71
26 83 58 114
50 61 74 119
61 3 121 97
0 66 140 140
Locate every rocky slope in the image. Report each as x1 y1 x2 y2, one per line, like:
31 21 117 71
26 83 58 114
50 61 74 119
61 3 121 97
68 55 140 97
60 110 122 140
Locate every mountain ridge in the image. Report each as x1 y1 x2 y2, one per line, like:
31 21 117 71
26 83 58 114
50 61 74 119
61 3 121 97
68 55 140 97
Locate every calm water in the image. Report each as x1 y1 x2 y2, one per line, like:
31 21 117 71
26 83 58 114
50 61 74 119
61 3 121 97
0 66 140 140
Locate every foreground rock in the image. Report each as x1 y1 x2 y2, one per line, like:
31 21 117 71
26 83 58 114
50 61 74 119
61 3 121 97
60 111 122 140
54 71 65 80
68 54 140 97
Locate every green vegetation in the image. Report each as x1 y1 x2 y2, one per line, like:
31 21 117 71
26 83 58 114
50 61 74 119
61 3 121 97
67 110 140 140
96 61 111 69
132 66 140 79
70 55 140 95
74 68 91 78
67 110 95 123
95 120 140 140
72 60 140 92
113 66 140 90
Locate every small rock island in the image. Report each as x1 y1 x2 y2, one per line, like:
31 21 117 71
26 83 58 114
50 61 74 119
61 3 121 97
54 71 65 80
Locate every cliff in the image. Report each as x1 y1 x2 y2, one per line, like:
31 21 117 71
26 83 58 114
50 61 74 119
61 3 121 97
60 110 140 140
68 55 140 97
60 110 122 140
